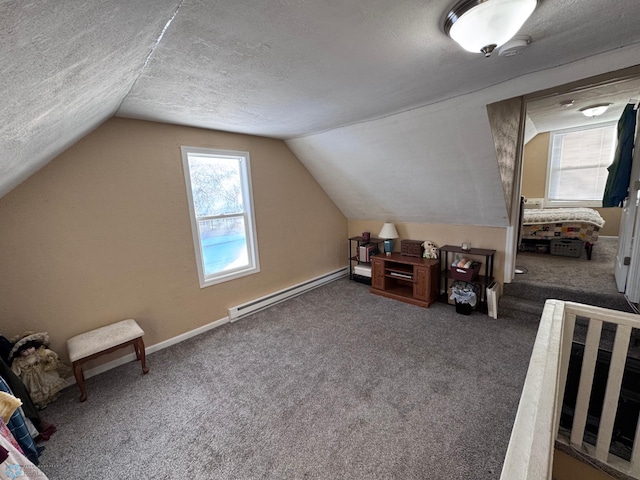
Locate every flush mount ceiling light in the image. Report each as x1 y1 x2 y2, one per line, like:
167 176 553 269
444 0 537 57
579 103 612 117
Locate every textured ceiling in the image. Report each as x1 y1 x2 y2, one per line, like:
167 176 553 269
116 0 640 138
526 77 640 134
1 0 179 197
3 0 640 225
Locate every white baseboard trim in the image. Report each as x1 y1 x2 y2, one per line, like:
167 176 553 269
67 316 230 384
66 269 347 384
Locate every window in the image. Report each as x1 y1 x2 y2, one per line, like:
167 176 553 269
546 122 617 207
181 147 259 287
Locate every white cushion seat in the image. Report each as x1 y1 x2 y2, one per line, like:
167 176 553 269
67 319 143 362
66 319 149 402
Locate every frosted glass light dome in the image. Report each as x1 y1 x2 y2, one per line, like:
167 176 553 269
445 0 537 56
580 104 612 117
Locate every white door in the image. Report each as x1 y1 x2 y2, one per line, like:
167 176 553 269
615 107 640 297
615 196 635 292
624 198 640 302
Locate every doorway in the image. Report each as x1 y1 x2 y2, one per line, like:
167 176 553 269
511 67 640 308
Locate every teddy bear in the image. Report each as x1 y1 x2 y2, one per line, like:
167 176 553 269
422 240 438 260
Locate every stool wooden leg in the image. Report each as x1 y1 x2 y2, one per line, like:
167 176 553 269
135 337 149 374
72 361 87 402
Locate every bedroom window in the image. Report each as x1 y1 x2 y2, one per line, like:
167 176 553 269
546 122 617 207
181 146 260 288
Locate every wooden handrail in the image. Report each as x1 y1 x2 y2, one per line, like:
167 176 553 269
501 299 640 480
500 300 563 480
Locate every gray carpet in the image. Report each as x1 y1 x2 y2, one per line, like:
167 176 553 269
502 237 633 315
37 278 539 479
514 236 619 295
503 236 640 358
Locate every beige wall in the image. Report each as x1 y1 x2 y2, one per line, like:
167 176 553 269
0 118 347 362
553 450 616 480
521 132 550 200
522 133 622 236
349 220 507 287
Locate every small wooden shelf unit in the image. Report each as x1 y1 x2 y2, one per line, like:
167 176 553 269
370 253 438 308
438 245 496 311
348 235 384 284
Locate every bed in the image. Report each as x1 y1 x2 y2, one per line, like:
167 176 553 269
520 207 606 260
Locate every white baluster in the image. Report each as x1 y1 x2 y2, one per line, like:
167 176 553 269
570 318 603 447
595 324 632 462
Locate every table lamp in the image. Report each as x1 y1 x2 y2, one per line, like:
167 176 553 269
378 222 399 256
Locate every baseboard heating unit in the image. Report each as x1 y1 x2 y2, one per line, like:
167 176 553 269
228 267 348 322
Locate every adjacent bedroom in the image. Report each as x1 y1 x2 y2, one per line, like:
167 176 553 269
508 75 640 316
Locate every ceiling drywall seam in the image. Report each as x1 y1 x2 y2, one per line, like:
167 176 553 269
115 0 186 112
287 40 640 142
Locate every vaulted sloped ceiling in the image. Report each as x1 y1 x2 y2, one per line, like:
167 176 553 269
1 0 179 197
3 0 640 225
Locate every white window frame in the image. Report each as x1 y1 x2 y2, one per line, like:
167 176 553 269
545 121 616 208
181 146 260 288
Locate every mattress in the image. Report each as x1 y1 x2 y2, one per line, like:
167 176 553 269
521 207 605 243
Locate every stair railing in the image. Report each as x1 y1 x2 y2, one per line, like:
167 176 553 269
500 299 640 479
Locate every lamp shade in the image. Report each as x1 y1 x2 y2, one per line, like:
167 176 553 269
378 223 399 239
445 0 537 56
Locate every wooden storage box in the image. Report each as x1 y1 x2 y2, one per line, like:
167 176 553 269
450 263 481 281
401 240 423 257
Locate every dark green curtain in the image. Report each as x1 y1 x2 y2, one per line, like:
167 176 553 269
603 103 637 207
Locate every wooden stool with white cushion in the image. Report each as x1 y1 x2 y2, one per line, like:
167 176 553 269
66 319 149 402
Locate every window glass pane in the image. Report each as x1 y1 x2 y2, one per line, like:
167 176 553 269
199 217 249 276
188 156 244 217
182 146 259 287
547 123 616 204
549 167 608 201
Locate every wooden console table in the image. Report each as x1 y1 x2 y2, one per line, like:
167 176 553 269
370 253 438 307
